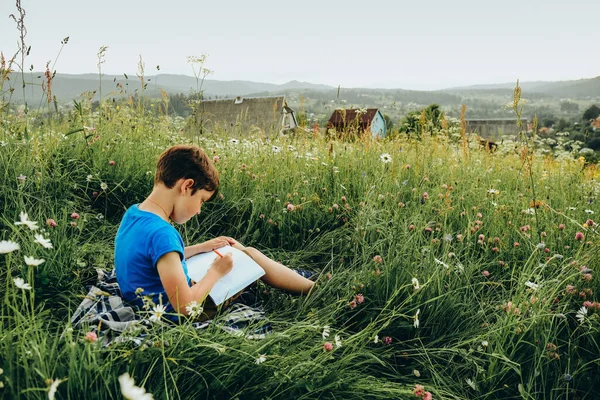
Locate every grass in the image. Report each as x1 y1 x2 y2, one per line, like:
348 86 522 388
0 100 599 399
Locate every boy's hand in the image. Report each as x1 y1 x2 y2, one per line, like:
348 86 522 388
210 252 233 278
200 236 237 252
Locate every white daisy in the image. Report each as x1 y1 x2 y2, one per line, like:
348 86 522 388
525 281 539 290
487 189 500 195
414 309 420 329
322 325 330 339
185 301 203 319
34 234 53 249
48 378 66 400
380 153 392 163
334 334 342 348
13 277 32 290
149 304 166 322
255 354 267 365
100 182 108 191
228 138 239 145
585 209 595 214
411 277 420 291
14 211 39 231
0 240 20 254
576 306 588 324
24 256 45 266
118 373 154 400
86 174 93 182
272 145 281 153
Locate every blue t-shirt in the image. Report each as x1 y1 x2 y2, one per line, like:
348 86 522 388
114 204 190 315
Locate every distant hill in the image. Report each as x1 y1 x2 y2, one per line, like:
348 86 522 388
444 76 600 99
2 72 334 104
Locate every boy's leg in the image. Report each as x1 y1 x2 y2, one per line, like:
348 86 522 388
242 247 314 294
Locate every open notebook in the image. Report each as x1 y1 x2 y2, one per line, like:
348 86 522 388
185 245 265 306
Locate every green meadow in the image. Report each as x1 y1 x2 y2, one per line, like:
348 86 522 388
1 94 599 399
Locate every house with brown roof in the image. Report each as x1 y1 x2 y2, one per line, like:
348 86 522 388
191 96 297 135
327 108 387 138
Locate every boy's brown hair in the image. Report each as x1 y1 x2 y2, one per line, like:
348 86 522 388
155 145 219 199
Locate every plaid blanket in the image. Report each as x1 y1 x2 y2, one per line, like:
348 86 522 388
71 269 272 346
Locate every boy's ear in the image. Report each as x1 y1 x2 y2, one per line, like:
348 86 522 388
180 178 195 194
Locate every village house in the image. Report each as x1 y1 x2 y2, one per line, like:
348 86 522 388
466 118 528 139
191 96 297 136
327 108 387 138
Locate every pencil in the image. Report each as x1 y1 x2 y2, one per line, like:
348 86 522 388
213 248 224 258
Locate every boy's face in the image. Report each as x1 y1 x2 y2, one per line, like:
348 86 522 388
173 179 215 223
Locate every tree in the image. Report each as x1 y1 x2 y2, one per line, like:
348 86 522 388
382 113 394 132
583 105 600 121
560 101 579 113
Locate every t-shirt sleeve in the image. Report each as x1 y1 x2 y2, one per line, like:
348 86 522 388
149 228 184 269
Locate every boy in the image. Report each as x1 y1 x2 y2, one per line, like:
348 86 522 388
114 144 314 322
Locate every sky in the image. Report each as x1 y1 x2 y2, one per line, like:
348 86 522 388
1 0 598 90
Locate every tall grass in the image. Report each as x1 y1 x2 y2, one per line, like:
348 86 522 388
0 99 599 399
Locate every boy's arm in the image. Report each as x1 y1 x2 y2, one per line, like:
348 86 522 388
156 251 233 315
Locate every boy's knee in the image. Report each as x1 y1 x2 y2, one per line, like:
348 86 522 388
244 246 258 258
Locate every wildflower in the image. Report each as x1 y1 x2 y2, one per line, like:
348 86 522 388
47 378 66 400
17 174 27 182
456 234 463 242
100 182 108 191
24 256 45 266
525 281 539 290
422 192 429 200
355 293 364 304
0 240 20 254
109 160 115 166
523 208 535 215
481 340 489 348
434 258 449 269
482 270 490 277
348 300 357 309
92 191 99 198
14 212 39 230
228 138 239 145
255 354 267 364
71 212 80 219
213 155 220 163
413 369 421 377
86 174 94 182
373 255 383 263
466 378 477 390
412 277 420 290
34 234 53 249
383 336 392 345
409 224 415 231
118 373 154 400
487 188 500 195
333 203 339 210
272 145 281 153
585 209 595 214
380 153 392 163
414 309 420 328
423 393 432 400
536 243 545 250
149 304 166 322
322 326 330 339
286 203 295 212
405 164 411 169
13 277 32 290
85 331 98 343
323 342 333 351
334 335 342 348
185 301 203 319
46 218 57 227
373 335 379 343
514 242 520 247
575 232 584 241
413 384 425 397
576 306 587 324
586 219 595 227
